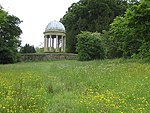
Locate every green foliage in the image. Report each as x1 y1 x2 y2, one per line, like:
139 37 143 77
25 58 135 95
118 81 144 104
127 0 150 59
0 59 150 112
109 16 131 58
97 30 123 59
0 7 22 64
61 0 129 53
35 47 44 53
20 44 36 54
109 0 150 59
76 31 105 61
0 48 18 64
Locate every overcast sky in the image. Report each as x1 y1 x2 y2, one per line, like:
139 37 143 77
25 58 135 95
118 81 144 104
0 0 79 47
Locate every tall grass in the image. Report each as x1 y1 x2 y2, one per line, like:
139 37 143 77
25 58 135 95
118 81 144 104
0 59 149 112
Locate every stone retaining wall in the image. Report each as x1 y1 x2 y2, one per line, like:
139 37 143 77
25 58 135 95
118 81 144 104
20 53 78 61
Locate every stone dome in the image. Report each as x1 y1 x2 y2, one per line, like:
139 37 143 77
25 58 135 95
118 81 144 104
45 20 65 32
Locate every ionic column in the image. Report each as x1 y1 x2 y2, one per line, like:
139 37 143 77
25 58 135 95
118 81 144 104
56 35 59 52
47 36 49 51
49 35 51 52
61 35 64 52
45 36 49 52
64 36 66 52
52 38 54 48
51 37 54 52
44 36 47 52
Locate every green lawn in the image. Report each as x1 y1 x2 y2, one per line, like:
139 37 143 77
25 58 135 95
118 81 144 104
0 59 150 113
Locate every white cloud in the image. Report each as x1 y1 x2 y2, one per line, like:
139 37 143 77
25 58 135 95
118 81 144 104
0 0 79 47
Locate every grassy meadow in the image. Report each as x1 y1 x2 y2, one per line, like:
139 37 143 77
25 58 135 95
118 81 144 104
0 59 150 113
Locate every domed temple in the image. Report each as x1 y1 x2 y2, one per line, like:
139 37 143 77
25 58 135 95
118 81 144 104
43 20 66 52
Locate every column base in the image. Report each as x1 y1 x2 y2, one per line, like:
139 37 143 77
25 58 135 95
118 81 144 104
44 48 49 52
50 47 55 52
55 47 60 52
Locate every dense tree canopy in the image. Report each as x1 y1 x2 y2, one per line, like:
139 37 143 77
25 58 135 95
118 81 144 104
61 0 138 53
0 7 22 64
108 0 150 58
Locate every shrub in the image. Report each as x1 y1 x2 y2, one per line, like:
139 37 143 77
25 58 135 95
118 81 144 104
76 31 105 61
20 44 36 54
0 48 19 64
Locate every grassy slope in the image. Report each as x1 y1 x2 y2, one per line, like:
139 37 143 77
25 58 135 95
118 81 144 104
0 59 150 113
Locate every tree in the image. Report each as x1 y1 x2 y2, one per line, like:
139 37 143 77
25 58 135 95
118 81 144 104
20 44 36 53
128 0 150 59
108 0 150 58
61 0 134 53
76 31 105 61
0 7 22 64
